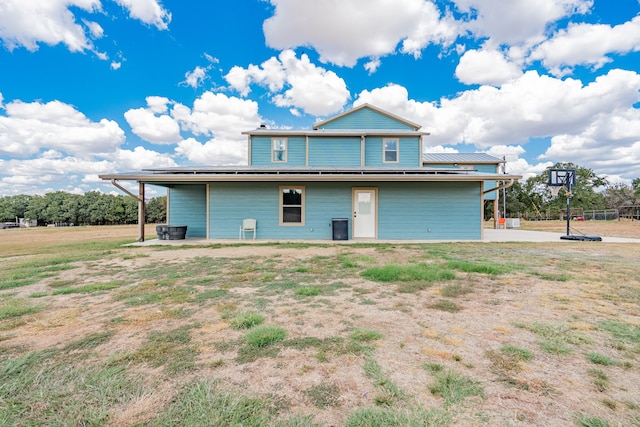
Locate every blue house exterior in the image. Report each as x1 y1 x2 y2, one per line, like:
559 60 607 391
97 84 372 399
101 104 520 241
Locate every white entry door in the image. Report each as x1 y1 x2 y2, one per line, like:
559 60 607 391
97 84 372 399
353 188 377 239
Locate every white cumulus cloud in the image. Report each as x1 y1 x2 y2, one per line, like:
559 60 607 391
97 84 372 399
354 68 640 181
113 0 171 30
264 0 449 67
0 97 125 158
0 0 170 56
171 92 263 141
175 138 247 166
0 0 101 52
529 15 640 75
455 49 523 86
225 50 349 116
124 97 182 144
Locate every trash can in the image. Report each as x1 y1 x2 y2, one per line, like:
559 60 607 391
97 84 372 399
156 225 169 240
167 225 188 240
156 225 188 240
332 218 348 241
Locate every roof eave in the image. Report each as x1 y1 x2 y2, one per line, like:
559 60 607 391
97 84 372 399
100 172 522 183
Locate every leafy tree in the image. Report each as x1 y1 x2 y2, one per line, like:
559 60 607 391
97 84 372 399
526 162 608 216
1 191 166 226
146 195 167 223
602 183 636 210
633 178 640 198
0 194 33 221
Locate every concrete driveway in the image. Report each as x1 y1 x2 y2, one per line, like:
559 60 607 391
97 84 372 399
483 228 640 243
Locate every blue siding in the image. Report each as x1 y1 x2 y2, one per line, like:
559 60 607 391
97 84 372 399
308 137 361 166
250 135 271 166
207 181 481 240
168 185 206 237
209 182 352 239
377 182 481 240
476 165 499 200
365 137 421 167
250 136 306 166
423 163 499 200
319 108 414 130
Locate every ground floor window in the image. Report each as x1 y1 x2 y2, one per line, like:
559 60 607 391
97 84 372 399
280 186 305 225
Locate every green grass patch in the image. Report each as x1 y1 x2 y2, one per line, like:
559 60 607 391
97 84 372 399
350 328 383 342
0 349 144 426
586 352 616 366
501 344 533 361
28 292 48 298
487 345 533 375
429 369 484 408
149 379 284 426
0 299 42 321
245 325 287 348
598 320 640 349
64 331 115 352
345 406 449 427
528 322 592 355
587 368 609 392
361 263 455 283
128 326 197 373
363 358 403 406
195 289 229 302
51 281 122 295
230 312 265 330
305 382 340 408
446 260 511 275
295 286 321 297
574 414 610 427
429 299 461 313
114 281 194 306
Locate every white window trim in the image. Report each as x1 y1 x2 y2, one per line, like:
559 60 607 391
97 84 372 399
272 138 288 163
383 138 399 163
279 185 305 226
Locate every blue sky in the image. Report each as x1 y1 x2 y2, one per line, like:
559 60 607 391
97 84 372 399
1 0 639 196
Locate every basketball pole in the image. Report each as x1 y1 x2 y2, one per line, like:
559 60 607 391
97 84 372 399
566 177 571 236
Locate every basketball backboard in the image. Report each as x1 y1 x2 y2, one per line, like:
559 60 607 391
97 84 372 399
548 168 576 187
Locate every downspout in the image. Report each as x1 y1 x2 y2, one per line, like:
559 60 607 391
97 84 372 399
483 178 515 195
111 179 146 242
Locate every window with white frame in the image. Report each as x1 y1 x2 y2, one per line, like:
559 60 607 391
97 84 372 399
280 186 305 225
272 138 287 162
383 138 399 163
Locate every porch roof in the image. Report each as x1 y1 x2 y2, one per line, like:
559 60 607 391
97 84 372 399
100 166 521 184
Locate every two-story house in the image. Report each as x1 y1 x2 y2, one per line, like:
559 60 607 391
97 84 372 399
100 104 520 241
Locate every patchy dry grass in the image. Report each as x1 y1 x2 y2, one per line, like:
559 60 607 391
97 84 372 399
0 224 639 426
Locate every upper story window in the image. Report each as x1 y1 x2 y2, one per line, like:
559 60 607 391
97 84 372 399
383 138 399 163
272 138 287 162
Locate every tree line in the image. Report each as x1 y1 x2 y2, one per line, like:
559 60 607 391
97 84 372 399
497 162 640 219
0 191 166 225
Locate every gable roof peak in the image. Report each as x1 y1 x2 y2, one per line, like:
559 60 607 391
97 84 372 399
313 103 422 131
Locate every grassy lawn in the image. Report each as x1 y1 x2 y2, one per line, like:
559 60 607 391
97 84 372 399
0 225 639 426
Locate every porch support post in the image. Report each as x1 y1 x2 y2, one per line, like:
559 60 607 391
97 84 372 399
138 182 145 242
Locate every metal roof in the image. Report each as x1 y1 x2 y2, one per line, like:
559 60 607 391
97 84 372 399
422 153 504 164
242 128 429 137
100 166 521 184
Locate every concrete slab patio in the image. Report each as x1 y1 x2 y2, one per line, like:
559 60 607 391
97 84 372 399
132 229 640 245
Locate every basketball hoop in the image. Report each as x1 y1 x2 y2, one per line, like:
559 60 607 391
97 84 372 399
549 185 562 198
